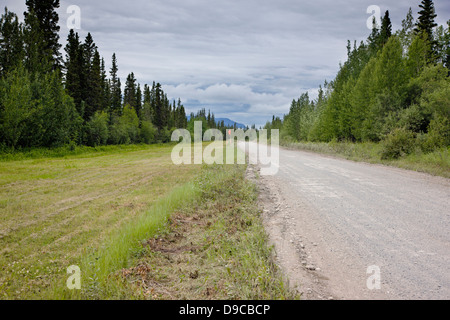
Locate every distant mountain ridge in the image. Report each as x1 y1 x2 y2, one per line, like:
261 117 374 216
187 116 246 129
215 118 246 129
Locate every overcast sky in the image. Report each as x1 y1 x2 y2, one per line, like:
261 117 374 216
4 0 450 127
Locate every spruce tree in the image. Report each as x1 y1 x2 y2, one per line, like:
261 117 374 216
110 53 122 119
82 33 97 119
64 29 83 115
100 58 110 112
123 72 137 109
153 83 164 130
380 11 392 46
85 50 102 120
24 0 61 69
135 84 142 119
415 0 438 38
23 9 51 74
83 33 96 69
0 8 25 77
143 84 151 105
415 0 438 59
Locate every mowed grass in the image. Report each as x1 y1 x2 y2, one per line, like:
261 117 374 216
0 144 200 299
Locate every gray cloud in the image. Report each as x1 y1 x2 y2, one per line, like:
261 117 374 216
3 0 449 127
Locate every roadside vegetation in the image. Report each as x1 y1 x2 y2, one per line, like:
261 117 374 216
281 140 450 178
62 162 297 300
265 1 449 176
0 144 296 300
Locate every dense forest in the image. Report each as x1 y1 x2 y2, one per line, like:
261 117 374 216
0 0 235 150
265 0 449 159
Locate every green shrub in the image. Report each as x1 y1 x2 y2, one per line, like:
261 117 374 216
108 120 130 145
422 115 450 152
398 104 430 133
85 111 109 147
381 128 416 159
139 120 156 144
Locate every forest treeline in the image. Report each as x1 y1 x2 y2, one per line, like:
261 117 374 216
265 0 449 159
0 0 234 150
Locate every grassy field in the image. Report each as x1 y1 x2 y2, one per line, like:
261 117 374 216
0 144 200 299
0 143 296 300
281 140 450 178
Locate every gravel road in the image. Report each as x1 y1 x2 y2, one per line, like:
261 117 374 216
241 142 450 300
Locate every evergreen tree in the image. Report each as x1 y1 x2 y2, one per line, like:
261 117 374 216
143 84 151 105
415 0 438 38
24 0 61 69
135 84 142 119
380 11 392 46
23 9 51 74
415 0 438 57
110 53 122 119
152 83 164 130
81 33 98 119
64 29 83 115
0 8 25 77
142 84 153 122
123 72 137 109
83 33 96 70
100 57 110 112
85 49 102 120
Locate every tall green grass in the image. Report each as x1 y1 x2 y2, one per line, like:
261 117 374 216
51 181 199 299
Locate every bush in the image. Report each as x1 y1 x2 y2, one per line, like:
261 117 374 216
108 121 130 145
156 127 171 144
381 128 416 159
422 115 450 152
121 105 140 143
139 121 156 144
107 105 140 145
85 111 109 147
398 104 431 133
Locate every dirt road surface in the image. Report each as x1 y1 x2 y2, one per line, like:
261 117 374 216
240 142 450 300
